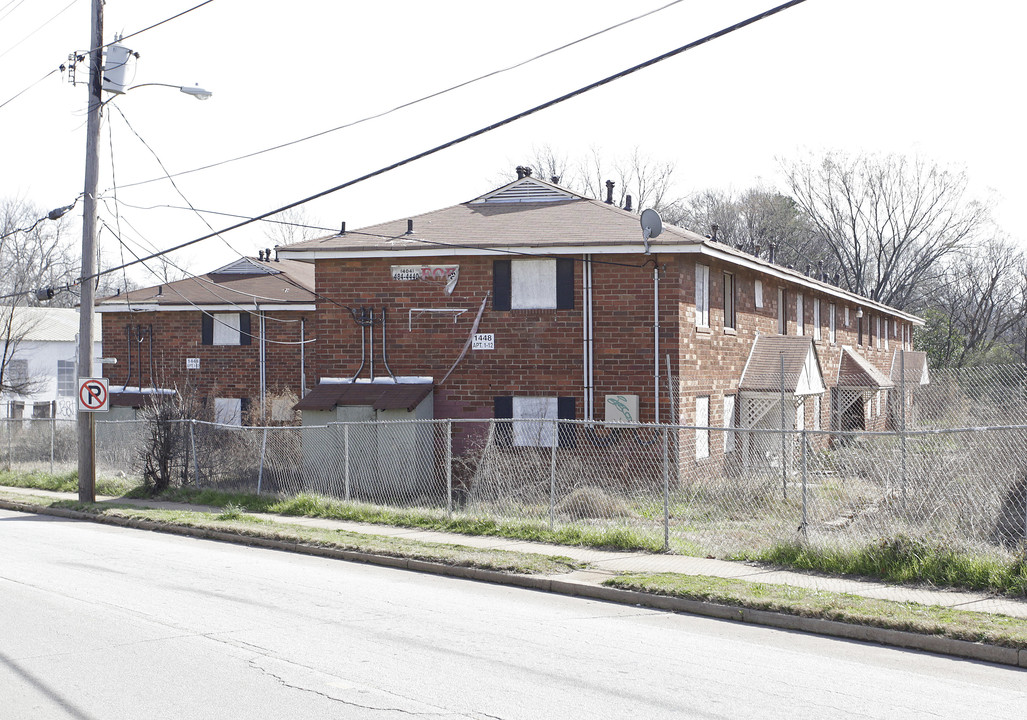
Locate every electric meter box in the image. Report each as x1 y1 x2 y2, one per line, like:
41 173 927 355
605 394 639 425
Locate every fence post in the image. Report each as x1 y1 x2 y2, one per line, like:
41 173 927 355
662 423 670 552
800 428 808 539
549 419 558 531
344 423 351 502
900 350 907 511
445 420 453 519
7 416 12 470
257 427 268 494
190 420 200 488
780 352 787 500
50 402 56 474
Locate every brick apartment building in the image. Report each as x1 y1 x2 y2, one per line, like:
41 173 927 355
96 256 316 424
279 174 927 462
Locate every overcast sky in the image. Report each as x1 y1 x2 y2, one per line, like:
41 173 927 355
2 0 1024 288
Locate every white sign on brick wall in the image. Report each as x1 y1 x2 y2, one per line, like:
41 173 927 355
472 333 494 350
186 358 200 369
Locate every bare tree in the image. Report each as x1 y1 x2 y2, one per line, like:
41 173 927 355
512 145 683 214
262 206 326 247
919 236 1027 367
0 197 77 306
665 186 820 264
781 152 989 310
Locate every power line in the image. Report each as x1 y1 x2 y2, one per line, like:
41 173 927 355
0 66 61 112
84 0 811 285
0 1 213 114
110 0 689 191
0 0 82 62
105 199 338 233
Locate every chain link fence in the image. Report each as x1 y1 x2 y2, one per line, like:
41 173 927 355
2 361 1026 609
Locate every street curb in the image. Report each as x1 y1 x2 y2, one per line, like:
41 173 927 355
3 498 1025 670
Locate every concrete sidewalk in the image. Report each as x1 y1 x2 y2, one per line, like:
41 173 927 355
4 484 1025 620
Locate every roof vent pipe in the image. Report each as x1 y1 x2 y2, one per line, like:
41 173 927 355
258 250 264 261
265 248 272 262
817 260 824 281
754 244 762 258
515 166 526 179
769 243 777 264
406 219 413 235
340 221 346 235
833 272 841 285
605 180 615 205
805 262 812 276
551 175 560 184
624 195 633 212
710 223 719 241
274 246 280 262
523 166 532 177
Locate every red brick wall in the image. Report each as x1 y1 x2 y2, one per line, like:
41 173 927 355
677 255 916 458
100 309 312 404
314 254 679 425
313 252 916 442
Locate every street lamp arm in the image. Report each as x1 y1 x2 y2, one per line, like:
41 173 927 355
125 82 213 100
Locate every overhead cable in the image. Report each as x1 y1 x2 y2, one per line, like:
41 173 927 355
83 0 812 285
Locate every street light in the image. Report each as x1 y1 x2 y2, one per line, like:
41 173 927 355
77 12 210 502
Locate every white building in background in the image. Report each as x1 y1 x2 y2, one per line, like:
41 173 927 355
0 307 102 420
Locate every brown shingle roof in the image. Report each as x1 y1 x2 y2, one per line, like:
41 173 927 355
739 335 825 394
294 382 432 412
97 258 315 308
838 347 894 388
281 196 708 254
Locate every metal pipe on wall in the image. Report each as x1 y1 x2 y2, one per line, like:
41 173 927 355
653 264 660 424
300 317 306 398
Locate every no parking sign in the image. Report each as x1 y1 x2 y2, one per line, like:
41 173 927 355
78 377 109 413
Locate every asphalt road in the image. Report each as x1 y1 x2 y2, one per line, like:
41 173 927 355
1 509 1024 719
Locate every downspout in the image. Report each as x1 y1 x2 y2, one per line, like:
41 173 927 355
124 325 132 387
582 254 594 421
653 263 660 424
258 309 266 416
300 317 306 398
148 324 153 388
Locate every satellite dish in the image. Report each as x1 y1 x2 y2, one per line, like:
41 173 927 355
640 208 662 254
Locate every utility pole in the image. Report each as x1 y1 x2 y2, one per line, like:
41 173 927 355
78 0 102 502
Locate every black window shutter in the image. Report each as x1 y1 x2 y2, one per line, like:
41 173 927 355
494 395 513 447
557 396 576 448
201 313 213 345
493 260 511 311
240 313 252 345
556 259 575 310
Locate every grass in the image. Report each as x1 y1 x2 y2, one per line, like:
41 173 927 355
1 491 585 576
739 536 1027 597
148 486 668 553
0 469 134 497
605 572 1027 650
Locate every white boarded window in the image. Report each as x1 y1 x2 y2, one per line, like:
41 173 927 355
695 264 710 327
215 398 242 426
829 303 837 344
875 316 882 348
884 318 890 350
814 395 822 431
511 259 557 310
813 298 821 341
755 279 763 308
844 306 850 327
796 400 805 431
695 396 710 459
512 396 559 447
213 312 242 345
723 394 736 453
795 293 804 336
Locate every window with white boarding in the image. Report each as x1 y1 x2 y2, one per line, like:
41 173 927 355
695 264 710 327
